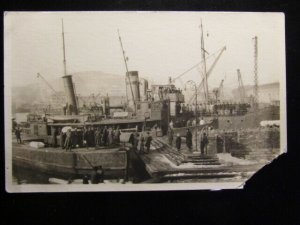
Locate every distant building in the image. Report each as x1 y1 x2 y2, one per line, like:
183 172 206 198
232 82 279 104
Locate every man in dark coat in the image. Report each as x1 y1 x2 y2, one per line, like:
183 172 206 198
129 133 135 147
216 135 224 153
52 127 57 147
102 126 108 146
83 127 89 149
167 127 174 146
186 128 193 151
91 166 104 184
95 127 101 148
15 127 22 144
175 134 181 151
72 128 79 148
89 127 95 147
200 132 209 155
145 132 152 154
82 174 89 184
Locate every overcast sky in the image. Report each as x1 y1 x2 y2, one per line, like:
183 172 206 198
5 11 285 90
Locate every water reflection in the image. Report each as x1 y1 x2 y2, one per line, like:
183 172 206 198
13 163 249 185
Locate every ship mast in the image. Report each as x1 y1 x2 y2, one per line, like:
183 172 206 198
117 29 136 113
62 19 67 76
200 20 209 106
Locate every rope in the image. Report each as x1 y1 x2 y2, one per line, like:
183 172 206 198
173 47 226 82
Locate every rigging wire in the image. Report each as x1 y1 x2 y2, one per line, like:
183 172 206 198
172 46 226 82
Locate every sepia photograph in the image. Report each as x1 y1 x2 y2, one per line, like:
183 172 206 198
4 11 286 192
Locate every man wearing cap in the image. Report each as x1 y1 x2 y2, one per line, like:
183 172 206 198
186 128 193 151
176 133 181 151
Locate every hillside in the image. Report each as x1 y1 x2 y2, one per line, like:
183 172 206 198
11 71 127 111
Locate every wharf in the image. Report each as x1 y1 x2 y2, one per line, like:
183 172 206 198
134 138 264 181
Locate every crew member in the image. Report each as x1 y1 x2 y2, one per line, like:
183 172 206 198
145 132 152 154
60 129 65 149
52 127 57 147
89 127 95 147
64 128 72 151
83 127 89 149
167 127 174 146
95 127 101 148
175 134 181 151
72 128 79 148
186 128 193 151
129 133 135 147
102 126 108 146
200 117 205 125
82 174 89 184
91 166 104 184
107 127 113 146
200 132 209 155
169 120 174 129
134 132 139 150
216 135 223 153
139 133 145 154
114 127 121 144
15 127 22 144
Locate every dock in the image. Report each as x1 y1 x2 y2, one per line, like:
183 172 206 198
133 138 264 182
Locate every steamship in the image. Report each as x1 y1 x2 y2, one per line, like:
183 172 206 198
12 19 280 182
12 70 190 180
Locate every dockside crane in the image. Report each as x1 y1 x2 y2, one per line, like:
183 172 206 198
237 69 246 103
212 79 224 102
218 79 224 101
188 46 226 104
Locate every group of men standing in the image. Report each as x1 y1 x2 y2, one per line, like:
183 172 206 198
167 127 209 155
186 117 206 127
129 131 153 154
59 126 121 151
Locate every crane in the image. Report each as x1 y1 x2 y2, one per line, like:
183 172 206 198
237 69 246 103
171 46 226 86
187 46 226 104
200 20 209 104
218 79 224 101
212 79 224 103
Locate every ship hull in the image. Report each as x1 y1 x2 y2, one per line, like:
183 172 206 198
12 144 129 180
205 106 279 129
